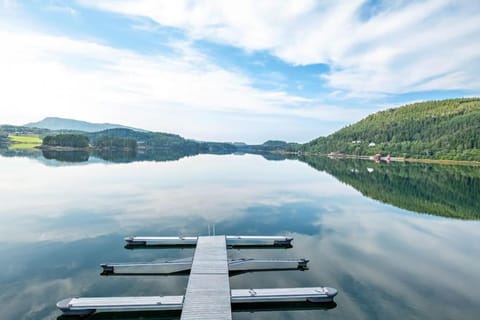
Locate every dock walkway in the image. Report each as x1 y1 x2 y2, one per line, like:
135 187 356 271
181 235 232 320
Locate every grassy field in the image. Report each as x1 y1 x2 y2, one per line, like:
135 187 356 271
8 134 42 149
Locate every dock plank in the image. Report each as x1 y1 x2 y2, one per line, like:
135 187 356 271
181 236 231 320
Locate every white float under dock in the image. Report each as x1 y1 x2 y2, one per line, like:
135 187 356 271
101 258 309 275
56 296 184 315
57 287 337 315
125 235 293 248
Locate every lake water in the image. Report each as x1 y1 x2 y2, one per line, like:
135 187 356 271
0 152 479 319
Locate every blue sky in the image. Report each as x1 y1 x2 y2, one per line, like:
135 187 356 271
1 0 479 143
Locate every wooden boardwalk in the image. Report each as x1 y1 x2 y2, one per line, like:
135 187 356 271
180 236 232 320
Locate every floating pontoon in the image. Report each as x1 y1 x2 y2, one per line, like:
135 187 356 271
101 257 309 275
57 287 337 316
124 235 293 248
57 234 337 318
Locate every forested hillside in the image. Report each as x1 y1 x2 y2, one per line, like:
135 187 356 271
87 128 235 153
43 134 89 148
304 98 480 161
88 128 195 150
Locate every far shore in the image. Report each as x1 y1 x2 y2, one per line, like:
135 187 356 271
36 145 137 152
298 152 480 167
404 158 480 166
36 145 89 151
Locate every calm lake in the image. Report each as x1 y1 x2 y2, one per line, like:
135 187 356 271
0 151 479 319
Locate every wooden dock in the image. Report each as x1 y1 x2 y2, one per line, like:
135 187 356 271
181 235 232 320
56 234 338 317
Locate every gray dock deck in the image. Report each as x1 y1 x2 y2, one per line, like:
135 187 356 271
181 235 232 320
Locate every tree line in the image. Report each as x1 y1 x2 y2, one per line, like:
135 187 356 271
93 136 137 150
303 98 480 161
42 134 137 150
43 134 89 148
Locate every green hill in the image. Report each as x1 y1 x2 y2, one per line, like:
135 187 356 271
87 128 236 153
88 128 194 149
304 98 480 161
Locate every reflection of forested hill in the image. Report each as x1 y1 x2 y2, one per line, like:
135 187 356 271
42 150 90 162
301 157 480 220
0 146 281 165
0 148 42 159
92 149 195 163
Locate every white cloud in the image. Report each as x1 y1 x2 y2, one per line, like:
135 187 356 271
1 0 18 9
0 29 361 142
4 1 477 142
80 0 480 96
45 4 78 16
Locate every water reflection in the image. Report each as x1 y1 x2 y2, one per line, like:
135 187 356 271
58 312 181 319
56 302 337 320
300 156 480 219
0 154 479 319
42 150 90 162
0 147 281 166
3 147 479 220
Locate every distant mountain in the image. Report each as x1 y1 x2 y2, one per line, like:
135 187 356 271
235 140 300 153
25 117 146 133
261 140 289 148
303 98 480 161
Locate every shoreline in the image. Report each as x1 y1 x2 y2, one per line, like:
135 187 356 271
404 158 480 166
299 152 480 166
36 146 90 151
36 145 137 152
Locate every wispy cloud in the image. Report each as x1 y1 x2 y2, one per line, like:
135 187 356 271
45 3 78 16
1 1 478 142
1 28 358 142
81 0 480 97
1 0 18 9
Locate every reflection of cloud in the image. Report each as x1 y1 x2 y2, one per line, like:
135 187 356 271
230 209 480 319
218 203 325 236
0 235 191 319
1 154 479 319
0 275 79 320
0 155 355 242
313 208 480 318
